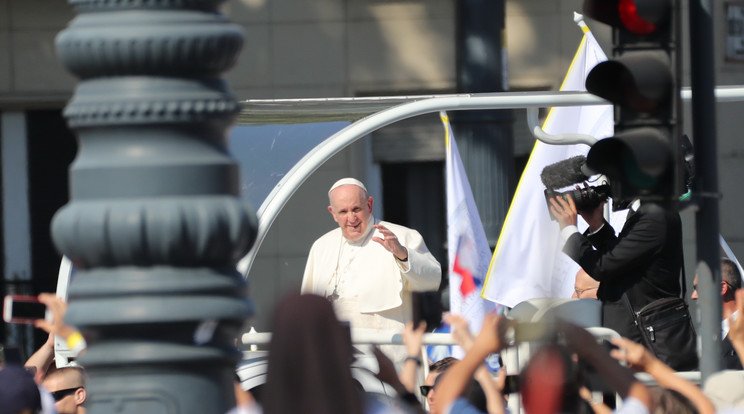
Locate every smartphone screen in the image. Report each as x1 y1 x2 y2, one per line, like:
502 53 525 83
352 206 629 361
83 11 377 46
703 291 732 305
503 374 520 394
411 291 442 329
2 295 47 324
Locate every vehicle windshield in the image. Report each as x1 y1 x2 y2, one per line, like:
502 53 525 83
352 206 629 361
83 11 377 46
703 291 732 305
229 95 439 213
230 121 348 211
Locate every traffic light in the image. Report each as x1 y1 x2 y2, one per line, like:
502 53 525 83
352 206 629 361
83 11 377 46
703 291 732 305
582 0 683 203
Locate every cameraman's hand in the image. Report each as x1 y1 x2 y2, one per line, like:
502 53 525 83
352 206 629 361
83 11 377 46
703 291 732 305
549 195 577 229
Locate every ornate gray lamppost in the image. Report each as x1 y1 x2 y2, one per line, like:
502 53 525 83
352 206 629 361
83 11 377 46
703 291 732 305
52 1 255 412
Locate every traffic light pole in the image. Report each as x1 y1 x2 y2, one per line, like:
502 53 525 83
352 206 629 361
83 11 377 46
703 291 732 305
688 0 723 380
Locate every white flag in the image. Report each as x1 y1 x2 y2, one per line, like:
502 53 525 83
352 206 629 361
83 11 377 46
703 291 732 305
442 111 498 356
482 26 624 307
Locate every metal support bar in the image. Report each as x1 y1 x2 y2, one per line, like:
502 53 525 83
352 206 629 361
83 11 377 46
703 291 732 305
242 326 620 347
526 106 598 146
241 331 457 347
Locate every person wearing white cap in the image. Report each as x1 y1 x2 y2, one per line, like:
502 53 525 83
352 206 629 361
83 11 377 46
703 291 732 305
301 178 441 363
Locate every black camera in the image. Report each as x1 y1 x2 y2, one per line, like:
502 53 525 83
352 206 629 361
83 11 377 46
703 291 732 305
544 184 610 217
540 155 611 219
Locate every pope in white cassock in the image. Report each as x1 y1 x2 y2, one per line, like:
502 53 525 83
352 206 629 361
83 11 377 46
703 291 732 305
301 178 442 362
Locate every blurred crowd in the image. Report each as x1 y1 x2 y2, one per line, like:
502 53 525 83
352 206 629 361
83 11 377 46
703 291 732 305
228 289 744 414
3 286 744 414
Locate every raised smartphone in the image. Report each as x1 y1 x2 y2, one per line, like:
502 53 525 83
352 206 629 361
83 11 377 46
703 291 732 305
2 295 47 324
411 291 443 329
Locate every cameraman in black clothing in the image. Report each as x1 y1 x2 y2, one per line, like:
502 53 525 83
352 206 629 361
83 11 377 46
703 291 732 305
549 195 685 359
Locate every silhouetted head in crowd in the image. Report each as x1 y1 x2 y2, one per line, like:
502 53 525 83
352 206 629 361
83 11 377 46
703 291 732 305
263 293 362 414
0 364 41 414
650 387 697 414
426 357 486 414
691 258 741 303
519 344 590 414
722 258 742 295
424 357 458 414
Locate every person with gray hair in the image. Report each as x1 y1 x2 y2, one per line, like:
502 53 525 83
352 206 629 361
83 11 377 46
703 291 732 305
301 178 441 363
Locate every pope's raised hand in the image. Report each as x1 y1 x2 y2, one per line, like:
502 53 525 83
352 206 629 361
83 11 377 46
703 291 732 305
372 224 408 261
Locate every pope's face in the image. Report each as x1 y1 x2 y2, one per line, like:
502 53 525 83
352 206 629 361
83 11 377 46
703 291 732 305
328 185 373 241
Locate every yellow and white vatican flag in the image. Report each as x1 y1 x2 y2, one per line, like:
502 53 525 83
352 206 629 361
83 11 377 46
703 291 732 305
482 19 623 307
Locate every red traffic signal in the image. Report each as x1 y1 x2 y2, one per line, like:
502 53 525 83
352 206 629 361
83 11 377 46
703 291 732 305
583 0 671 34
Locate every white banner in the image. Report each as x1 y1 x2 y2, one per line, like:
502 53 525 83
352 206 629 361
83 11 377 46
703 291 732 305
482 26 625 307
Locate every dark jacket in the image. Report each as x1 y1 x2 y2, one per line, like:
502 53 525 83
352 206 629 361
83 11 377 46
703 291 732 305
563 202 683 342
722 335 743 370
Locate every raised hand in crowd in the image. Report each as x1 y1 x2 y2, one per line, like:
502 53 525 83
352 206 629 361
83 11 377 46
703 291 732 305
559 323 653 413
33 293 76 340
610 337 715 414
444 313 475 351
436 313 509 413
579 385 612 414
25 293 86 382
399 321 426 394
444 314 506 414
24 331 56 384
372 346 425 414
609 337 654 371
